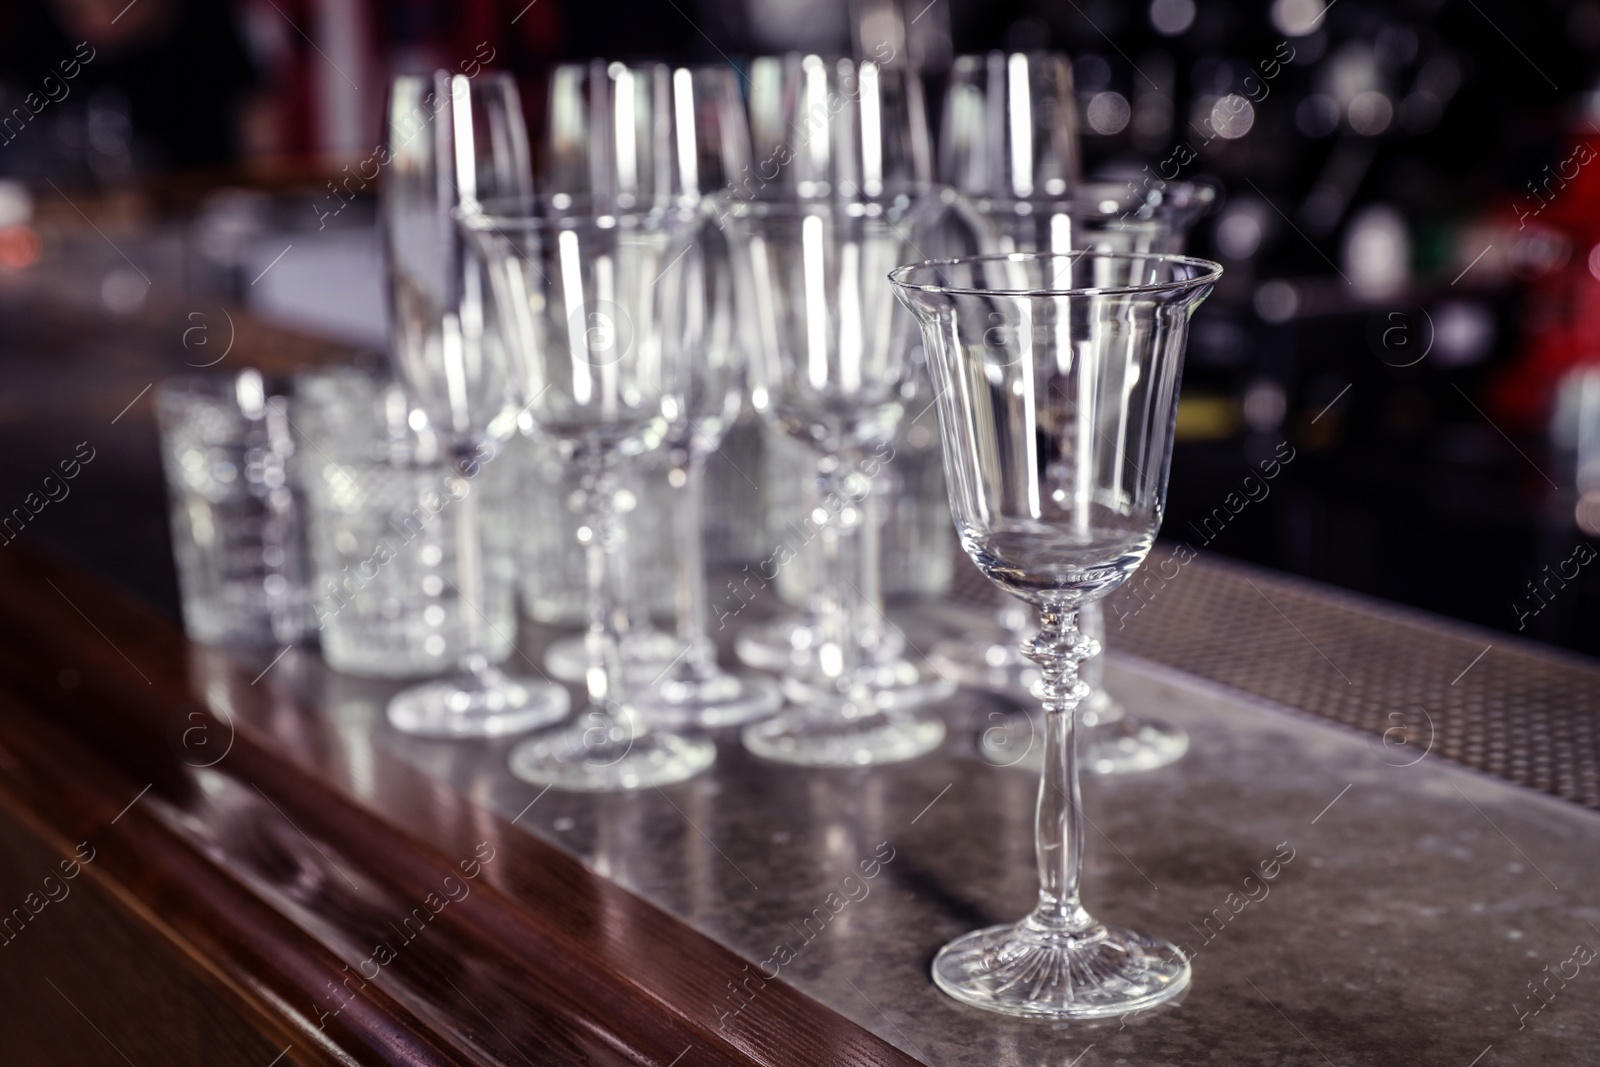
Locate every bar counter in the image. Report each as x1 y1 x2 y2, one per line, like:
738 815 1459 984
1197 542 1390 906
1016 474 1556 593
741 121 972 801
2 532 1598 1065
2 257 1598 1066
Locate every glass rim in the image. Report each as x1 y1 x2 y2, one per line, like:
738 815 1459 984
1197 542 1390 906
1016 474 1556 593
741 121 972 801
940 179 1216 214
456 196 678 232
888 250 1223 298
714 192 921 218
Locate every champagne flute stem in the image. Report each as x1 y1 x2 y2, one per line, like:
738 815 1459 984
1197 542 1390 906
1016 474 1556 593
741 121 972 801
580 462 640 733
450 440 490 677
1025 605 1099 932
671 446 713 668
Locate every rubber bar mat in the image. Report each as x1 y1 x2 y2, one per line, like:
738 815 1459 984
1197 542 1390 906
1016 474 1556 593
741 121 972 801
945 543 1600 810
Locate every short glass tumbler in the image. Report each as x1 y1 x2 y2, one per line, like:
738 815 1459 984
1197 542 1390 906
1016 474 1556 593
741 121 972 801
891 250 1220 1019
156 372 310 647
296 369 516 678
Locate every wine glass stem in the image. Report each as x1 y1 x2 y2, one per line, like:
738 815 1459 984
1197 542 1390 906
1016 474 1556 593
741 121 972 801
816 460 865 692
855 472 888 659
579 460 640 731
670 446 714 672
1025 605 1099 932
449 440 491 679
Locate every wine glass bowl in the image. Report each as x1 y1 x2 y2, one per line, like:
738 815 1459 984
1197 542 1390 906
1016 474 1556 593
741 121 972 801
892 249 1219 1018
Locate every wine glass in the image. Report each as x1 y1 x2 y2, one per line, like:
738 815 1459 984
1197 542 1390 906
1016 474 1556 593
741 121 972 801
537 60 694 685
380 71 568 738
732 54 953 716
726 194 949 766
464 200 715 790
610 64 782 728
891 249 1220 1017
934 52 1214 773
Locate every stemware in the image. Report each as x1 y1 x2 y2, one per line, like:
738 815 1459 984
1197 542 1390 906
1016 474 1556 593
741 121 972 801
732 54 953 714
626 64 783 728
950 182 1215 774
728 193 948 766
537 60 691 684
933 51 1213 773
380 71 568 738
938 50 1081 205
892 250 1219 1017
465 201 715 790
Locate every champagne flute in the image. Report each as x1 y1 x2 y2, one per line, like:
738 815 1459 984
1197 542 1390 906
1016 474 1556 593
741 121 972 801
892 249 1220 1017
626 63 783 728
381 71 568 738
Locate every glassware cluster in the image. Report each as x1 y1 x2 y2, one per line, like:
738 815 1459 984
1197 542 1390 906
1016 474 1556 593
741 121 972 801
154 51 1222 1021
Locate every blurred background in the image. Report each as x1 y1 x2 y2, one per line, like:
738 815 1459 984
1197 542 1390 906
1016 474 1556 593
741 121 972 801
2 0 1598 656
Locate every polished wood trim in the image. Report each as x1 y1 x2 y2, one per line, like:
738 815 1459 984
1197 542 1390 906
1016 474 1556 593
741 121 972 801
0 544 922 1067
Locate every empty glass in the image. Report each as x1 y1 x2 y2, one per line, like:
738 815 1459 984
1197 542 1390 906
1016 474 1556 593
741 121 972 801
570 62 783 728
380 70 568 737
295 368 516 678
935 54 1213 773
538 60 698 683
515 436 676 628
892 250 1220 1018
729 196 948 766
633 206 783 728
732 54 953 718
465 202 715 790
938 51 1081 203
156 371 309 647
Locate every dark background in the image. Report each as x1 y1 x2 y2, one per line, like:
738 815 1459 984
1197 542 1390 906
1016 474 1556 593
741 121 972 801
1 0 1597 656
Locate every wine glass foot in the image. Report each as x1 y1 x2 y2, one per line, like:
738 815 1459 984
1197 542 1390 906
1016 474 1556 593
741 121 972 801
932 919 1190 1019
545 628 683 685
386 669 570 739
1083 713 1188 775
978 708 1187 775
742 704 945 767
508 713 715 791
634 670 783 730
929 632 1039 696
781 656 956 710
734 614 906 673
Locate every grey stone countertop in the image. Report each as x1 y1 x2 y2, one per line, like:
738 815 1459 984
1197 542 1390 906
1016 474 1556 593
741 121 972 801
297 570 1600 1067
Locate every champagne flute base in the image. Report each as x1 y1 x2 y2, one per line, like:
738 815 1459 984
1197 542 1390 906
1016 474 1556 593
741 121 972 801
742 704 945 767
386 668 570 739
508 712 715 791
779 657 956 710
932 919 1190 1019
